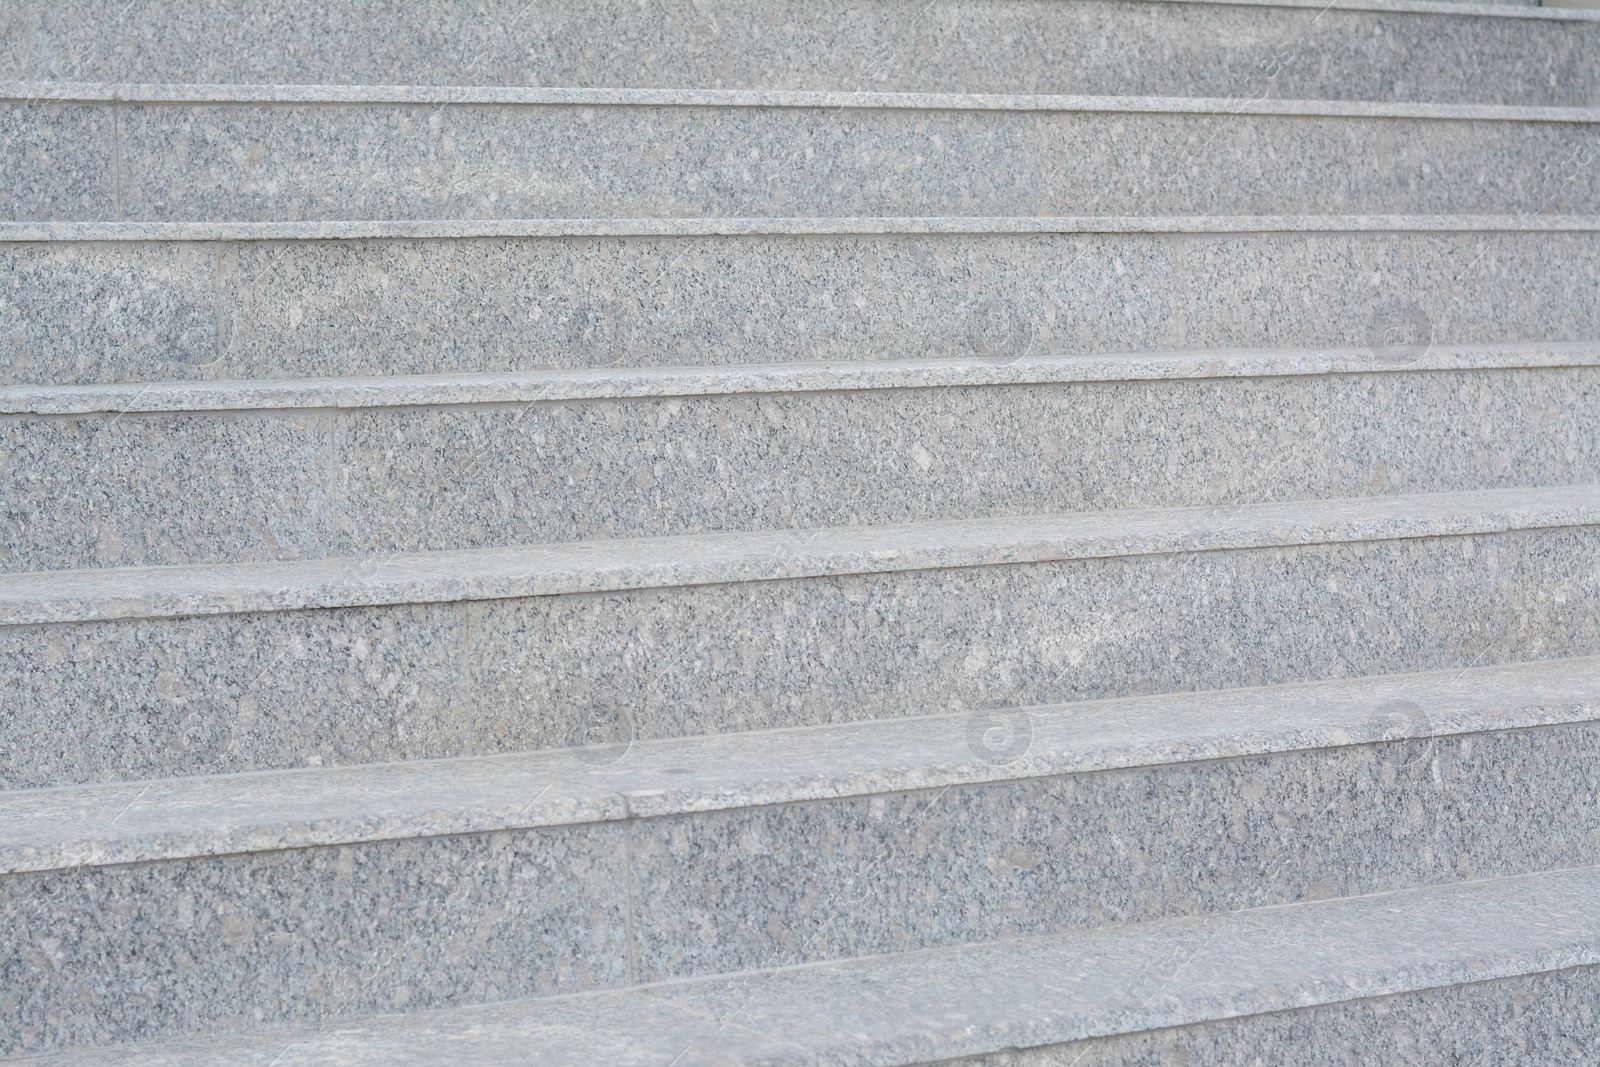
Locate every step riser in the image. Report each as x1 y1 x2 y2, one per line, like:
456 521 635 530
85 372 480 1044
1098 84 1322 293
2 1 1590 104
6 229 1600 387
5 0 1597 1061
5 722 1595 1056
9 867 1595 1067
945 965 1600 1067
625 722 1600 983
8 103 1599 223
5 524 1596 789
6 367 1599 573
1 822 631 1057
12 656 1590 872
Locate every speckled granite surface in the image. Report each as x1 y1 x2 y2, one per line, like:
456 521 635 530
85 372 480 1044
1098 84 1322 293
1 0 1592 104
3 99 1588 222
7 869 1595 1066
1 990 806 1067
6 366 1598 572
7 226 1598 387
4 342 1597 414
5 655 1593 873
627 720 1600 980
0 241 216 385
3 719 1595 1054
1 823 630 1056
13 213 1600 241
3 503 1596 788
3 410 338 572
3 484 1595 624
640 868 1600 1066
0 103 113 221
932 966 1600 1066
4 0 1596 1060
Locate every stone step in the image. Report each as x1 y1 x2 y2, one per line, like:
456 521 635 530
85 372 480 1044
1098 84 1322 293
3 0 1591 104
4 215 1599 388
5 862 1597 1063
5 344 1599 573
4 485 1597 789
4 660 1596 1054
7 654 1594 873
5 85 1598 222
5 1 1591 1062
8 341 1598 415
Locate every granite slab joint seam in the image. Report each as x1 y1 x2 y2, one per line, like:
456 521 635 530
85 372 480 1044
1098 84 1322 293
4 343 1598 415
109 100 122 222
6 83 1600 123
2 485 1597 625
7 214 1600 244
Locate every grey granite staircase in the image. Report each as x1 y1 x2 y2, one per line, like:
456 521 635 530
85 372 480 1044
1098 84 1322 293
3 1 1599 1063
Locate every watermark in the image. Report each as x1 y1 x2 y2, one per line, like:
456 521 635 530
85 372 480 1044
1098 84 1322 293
1363 697 1436 771
1365 303 1433 366
964 708 1034 765
855 0 938 88
1119 908 1235 1015
567 701 635 766
1364 698 1431 742
968 298 1036 367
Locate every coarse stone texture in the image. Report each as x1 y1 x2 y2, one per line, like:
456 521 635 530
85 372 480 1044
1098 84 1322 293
5 342 1598 414
328 367 1590 554
114 102 1039 222
945 965 1600 1066
627 721 1600 980
639 867 1600 1066
1166 228 1600 351
0 823 631 1057
10 486 1590 626
0 241 216 386
0 600 470 790
9 227 1599 387
1031 112 1600 217
7 365 1598 571
216 229 1600 380
0 1 1593 105
2 410 338 572
2 722 1595 1055
464 524 1600 750
3 0 1597 1058
7 655 1594 876
1 861 1595 1065
243 366 1600 561
0 103 115 222
5 522 1595 789
61 102 1596 221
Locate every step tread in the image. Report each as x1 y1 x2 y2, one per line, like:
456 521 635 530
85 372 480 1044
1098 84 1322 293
4 656 1595 875
8 213 1600 243
1227 0 1591 13
6 342 1597 415
11 866 1597 1066
3 485 1596 626
8 82 1600 123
